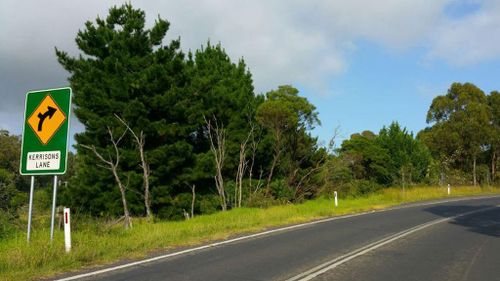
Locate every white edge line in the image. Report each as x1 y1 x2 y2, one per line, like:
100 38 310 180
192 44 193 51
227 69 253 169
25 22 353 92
287 205 500 281
54 195 500 281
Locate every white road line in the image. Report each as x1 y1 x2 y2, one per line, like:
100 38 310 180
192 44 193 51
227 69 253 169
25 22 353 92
285 205 500 281
54 195 500 281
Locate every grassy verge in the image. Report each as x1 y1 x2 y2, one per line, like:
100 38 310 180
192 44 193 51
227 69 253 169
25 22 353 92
1 185 499 281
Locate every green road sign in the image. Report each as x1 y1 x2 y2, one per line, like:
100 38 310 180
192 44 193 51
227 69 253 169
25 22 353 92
20 87 72 175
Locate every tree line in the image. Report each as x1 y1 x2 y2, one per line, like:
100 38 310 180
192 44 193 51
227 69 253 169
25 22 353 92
0 4 498 231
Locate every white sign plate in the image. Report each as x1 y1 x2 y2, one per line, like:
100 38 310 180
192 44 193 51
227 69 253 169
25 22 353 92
27 151 61 170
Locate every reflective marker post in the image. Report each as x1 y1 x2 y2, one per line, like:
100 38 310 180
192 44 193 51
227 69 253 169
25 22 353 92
334 191 338 207
27 176 35 242
447 184 451 195
50 175 58 241
64 207 71 252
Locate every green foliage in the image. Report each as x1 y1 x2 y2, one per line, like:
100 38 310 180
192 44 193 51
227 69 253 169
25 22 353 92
56 4 269 219
339 131 391 185
378 122 432 184
420 82 497 185
256 85 323 199
488 91 500 183
56 3 191 217
0 131 25 221
330 122 432 195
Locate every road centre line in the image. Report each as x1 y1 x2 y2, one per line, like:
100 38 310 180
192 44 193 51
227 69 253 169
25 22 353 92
285 205 500 281
54 195 500 281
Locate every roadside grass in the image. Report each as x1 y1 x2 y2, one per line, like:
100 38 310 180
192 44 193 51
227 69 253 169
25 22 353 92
1 185 499 281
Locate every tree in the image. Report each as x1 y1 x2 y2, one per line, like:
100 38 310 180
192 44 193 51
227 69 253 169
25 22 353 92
204 116 227 211
339 131 391 185
235 126 253 207
377 122 431 187
488 91 500 181
56 4 192 218
116 114 152 220
256 85 320 195
423 83 492 186
81 127 132 229
184 43 263 209
0 130 25 222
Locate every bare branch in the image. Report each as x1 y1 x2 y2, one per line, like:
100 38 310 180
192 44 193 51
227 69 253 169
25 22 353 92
80 144 113 166
114 114 152 219
81 127 132 229
204 114 227 211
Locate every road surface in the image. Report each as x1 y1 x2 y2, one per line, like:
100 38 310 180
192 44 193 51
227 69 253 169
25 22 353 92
55 196 500 281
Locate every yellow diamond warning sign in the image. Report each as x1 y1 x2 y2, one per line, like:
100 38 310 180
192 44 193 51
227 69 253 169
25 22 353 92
27 94 66 145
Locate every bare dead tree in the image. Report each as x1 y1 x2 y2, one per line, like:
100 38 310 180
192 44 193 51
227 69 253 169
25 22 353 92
191 184 196 218
204 115 227 211
265 129 285 195
235 126 254 207
327 126 341 154
253 168 265 196
184 183 196 219
248 123 261 190
115 115 152 220
292 127 341 200
81 127 132 229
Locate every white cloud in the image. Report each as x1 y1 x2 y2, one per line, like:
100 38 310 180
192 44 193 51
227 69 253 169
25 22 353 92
1 0 500 135
428 0 500 65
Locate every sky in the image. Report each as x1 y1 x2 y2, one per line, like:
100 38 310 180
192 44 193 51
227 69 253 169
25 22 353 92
1 0 499 148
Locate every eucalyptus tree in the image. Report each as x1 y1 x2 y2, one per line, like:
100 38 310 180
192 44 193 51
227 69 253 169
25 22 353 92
256 85 320 195
423 83 492 186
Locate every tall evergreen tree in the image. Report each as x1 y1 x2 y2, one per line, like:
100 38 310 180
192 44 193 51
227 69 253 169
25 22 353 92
56 4 191 217
377 122 431 185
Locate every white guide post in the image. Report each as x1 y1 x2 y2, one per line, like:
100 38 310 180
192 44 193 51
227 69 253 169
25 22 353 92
447 184 451 195
334 191 338 207
63 207 72 252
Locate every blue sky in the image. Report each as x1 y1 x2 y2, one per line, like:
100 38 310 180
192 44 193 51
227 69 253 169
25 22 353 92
308 40 500 145
1 0 499 148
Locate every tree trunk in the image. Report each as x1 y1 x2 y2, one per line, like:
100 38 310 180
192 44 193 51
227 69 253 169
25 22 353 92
205 116 227 211
112 167 132 229
265 131 282 195
401 168 405 193
265 149 281 195
236 133 250 207
81 127 131 230
215 175 227 211
115 116 152 220
190 184 196 218
492 150 497 181
473 154 477 187
140 148 152 220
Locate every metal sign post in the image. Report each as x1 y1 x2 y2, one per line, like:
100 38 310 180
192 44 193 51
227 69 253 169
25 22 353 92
27 176 35 242
50 175 58 241
20 87 71 243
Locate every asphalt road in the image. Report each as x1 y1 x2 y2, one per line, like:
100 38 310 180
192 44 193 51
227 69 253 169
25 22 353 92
58 196 500 281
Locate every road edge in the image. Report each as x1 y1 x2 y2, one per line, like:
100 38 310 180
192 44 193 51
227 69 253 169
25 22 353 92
53 194 500 281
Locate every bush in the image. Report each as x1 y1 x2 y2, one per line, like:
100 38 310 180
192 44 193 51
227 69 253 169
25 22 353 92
269 179 294 202
199 194 220 215
344 180 382 197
